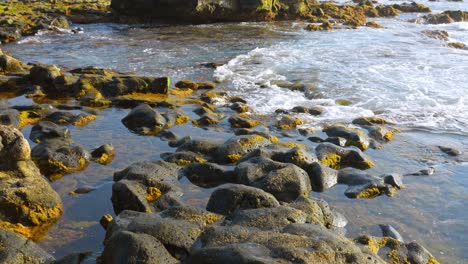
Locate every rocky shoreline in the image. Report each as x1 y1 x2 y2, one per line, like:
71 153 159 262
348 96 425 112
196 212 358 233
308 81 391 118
1 0 467 263
1 39 449 263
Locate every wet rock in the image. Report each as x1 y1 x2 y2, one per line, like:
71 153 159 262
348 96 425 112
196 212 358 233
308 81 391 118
191 225 384 263
448 42 466 49
379 224 404 242
112 160 182 214
101 230 177 264
122 103 166 134
325 136 347 147
270 147 318 169
376 5 400 17
44 111 96 127
207 184 280 215
315 142 374 170
161 151 206 166
0 109 20 128
31 141 90 181
367 125 396 142
0 54 27 73
159 206 223 226
306 162 338 192
355 235 439 264
91 144 115 165
382 173 404 189
421 30 449 41
404 167 436 176
69 186 96 195
308 136 325 143
230 102 251 113
29 63 62 86
51 74 80 95
49 16 70 29
290 196 336 227
235 157 312 202
277 115 302 130
413 10 468 24
183 162 236 187
366 21 383 28
193 114 220 126
215 135 271 164
0 125 62 239
323 125 370 150
187 242 276 264
352 116 389 126
224 206 307 231
228 114 261 128
439 145 462 156
100 214 113 230
105 210 204 260
0 229 55 264
338 168 396 199
175 80 198 90
176 139 219 156
53 252 92 264
393 2 431 13
197 81 216 90
291 105 324 115
305 21 333 31
29 121 71 143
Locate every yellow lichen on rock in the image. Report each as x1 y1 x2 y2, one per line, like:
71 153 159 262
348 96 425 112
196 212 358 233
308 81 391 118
72 114 97 127
18 111 41 129
145 186 162 202
175 115 190 125
227 154 242 163
356 187 382 199
319 154 342 169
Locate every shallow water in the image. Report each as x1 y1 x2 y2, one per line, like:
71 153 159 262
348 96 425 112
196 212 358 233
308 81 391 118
2 0 468 262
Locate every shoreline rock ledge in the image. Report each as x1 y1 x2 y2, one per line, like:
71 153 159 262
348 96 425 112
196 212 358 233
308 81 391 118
0 125 62 240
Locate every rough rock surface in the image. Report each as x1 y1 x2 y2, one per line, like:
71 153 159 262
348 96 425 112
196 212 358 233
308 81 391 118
0 125 62 240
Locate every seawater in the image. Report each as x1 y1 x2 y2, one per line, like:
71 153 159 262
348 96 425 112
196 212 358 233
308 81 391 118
2 0 468 262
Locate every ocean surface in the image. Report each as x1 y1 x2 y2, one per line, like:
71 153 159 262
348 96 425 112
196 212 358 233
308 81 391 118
2 0 468 262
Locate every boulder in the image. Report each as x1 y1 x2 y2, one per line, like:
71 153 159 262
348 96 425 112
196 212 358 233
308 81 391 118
91 144 115 165
224 206 308 231
0 54 27 73
31 141 90 181
315 142 374 170
183 162 236 187
0 125 62 240
190 225 384 263
206 184 280 215
355 235 439 264
0 229 55 264
306 162 338 192
121 104 166 134
289 196 336 227
112 160 182 214
29 121 71 143
235 157 312 202
161 151 206 166
44 111 96 127
101 230 178 264
105 210 206 261
0 109 20 128
413 10 468 24
323 125 370 151
214 135 271 163
29 63 62 87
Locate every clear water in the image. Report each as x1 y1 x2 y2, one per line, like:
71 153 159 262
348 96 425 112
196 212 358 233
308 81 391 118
2 0 468 262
